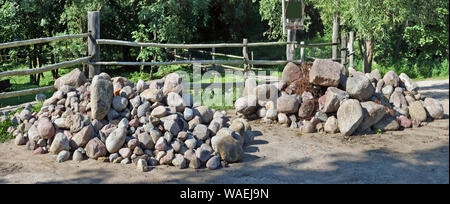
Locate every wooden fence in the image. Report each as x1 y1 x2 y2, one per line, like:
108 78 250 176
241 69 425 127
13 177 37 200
0 11 352 102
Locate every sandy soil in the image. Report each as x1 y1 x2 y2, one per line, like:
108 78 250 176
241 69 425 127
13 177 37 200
0 80 448 184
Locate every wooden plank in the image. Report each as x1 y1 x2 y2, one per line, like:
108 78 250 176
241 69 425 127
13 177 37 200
0 34 89 50
0 56 91 78
89 60 302 67
0 86 55 100
88 11 100 79
96 39 296 48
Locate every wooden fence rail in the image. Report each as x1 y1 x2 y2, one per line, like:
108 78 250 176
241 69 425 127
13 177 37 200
0 56 92 78
0 34 89 50
0 86 55 100
88 59 303 67
96 39 298 49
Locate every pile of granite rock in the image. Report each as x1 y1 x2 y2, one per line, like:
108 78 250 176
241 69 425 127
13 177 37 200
235 59 445 136
10 69 255 171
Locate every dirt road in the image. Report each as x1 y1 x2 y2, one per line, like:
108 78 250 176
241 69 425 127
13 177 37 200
0 80 448 184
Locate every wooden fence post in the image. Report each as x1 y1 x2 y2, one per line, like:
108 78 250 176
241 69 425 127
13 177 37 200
251 51 254 70
348 31 354 69
341 33 347 65
88 11 100 79
212 47 215 69
332 14 339 62
300 41 305 62
286 24 296 61
242 38 249 72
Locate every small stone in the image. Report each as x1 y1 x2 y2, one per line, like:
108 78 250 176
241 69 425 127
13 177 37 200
235 96 258 115
183 108 194 121
15 134 26 146
137 101 150 118
56 150 70 163
206 155 221 170
324 116 339 133
73 150 84 162
119 148 132 158
193 124 210 141
166 92 185 112
196 148 211 163
151 106 167 118
397 115 412 128
172 154 188 169
49 133 70 154
37 117 55 139
105 127 127 153
164 120 181 136
136 159 148 172
155 137 168 151
85 137 107 159
112 96 128 112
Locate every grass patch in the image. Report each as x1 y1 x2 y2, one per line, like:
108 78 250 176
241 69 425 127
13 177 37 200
0 117 14 143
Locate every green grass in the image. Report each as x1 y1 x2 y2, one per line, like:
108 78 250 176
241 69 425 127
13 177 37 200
0 118 14 143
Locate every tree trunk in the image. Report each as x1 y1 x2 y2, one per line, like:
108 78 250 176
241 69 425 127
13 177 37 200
358 36 375 73
363 37 374 73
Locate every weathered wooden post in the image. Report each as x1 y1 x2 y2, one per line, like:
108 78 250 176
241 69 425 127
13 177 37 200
242 38 249 72
332 14 339 62
300 41 305 62
341 33 347 65
251 51 254 70
348 31 354 69
88 11 100 79
212 47 215 69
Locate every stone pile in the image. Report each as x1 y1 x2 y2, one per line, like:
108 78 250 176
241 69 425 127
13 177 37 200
10 68 255 171
235 59 444 136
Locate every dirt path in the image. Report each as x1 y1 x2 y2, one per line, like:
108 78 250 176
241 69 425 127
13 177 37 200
0 79 448 184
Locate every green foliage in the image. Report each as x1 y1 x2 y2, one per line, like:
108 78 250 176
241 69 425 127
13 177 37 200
0 117 14 143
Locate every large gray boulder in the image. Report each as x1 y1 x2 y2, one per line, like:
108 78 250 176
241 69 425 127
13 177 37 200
373 115 400 131
399 73 418 92
357 101 386 132
140 89 163 102
423 98 444 119
309 59 345 87
91 77 113 120
409 101 427 122
383 71 400 87
318 87 349 113
54 68 87 90
235 96 258 115
216 129 244 163
277 95 300 114
163 73 183 95
282 62 302 85
346 75 375 101
337 99 364 136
